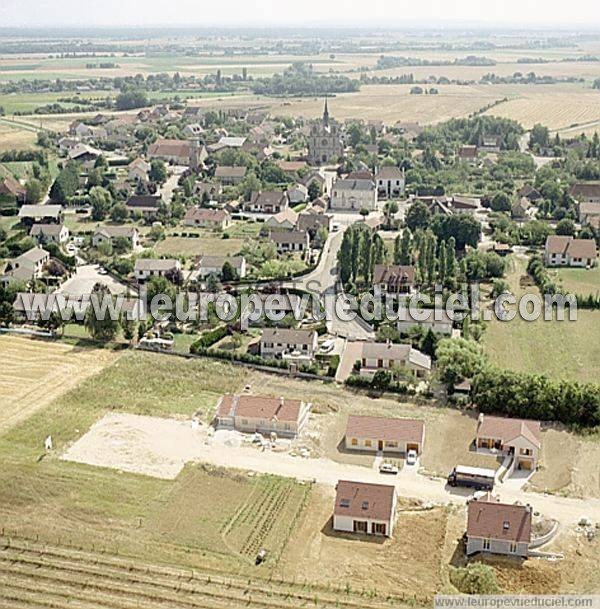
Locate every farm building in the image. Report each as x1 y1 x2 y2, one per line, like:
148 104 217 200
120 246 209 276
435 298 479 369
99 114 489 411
333 480 397 537
544 236 597 268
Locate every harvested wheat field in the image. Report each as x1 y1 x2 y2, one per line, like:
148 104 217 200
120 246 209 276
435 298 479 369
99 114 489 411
0 335 121 434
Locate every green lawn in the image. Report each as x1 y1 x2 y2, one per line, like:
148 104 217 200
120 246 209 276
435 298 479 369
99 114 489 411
155 234 244 257
550 264 600 297
482 255 600 383
0 90 114 114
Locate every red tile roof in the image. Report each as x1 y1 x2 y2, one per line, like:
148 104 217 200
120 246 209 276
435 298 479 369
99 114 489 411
217 394 303 423
346 415 424 444
467 495 532 543
334 480 396 521
477 415 541 448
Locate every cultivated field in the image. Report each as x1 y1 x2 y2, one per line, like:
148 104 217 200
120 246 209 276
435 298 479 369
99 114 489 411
0 335 120 435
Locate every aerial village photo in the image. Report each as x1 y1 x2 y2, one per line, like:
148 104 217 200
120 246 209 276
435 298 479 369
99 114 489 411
0 0 599 607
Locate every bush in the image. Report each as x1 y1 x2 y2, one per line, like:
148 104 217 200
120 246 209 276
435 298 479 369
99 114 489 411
450 564 502 595
190 325 229 352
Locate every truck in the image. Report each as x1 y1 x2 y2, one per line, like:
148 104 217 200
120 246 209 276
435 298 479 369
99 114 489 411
447 465 496 491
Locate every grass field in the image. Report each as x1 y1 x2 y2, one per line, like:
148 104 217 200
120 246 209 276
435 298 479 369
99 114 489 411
482 255 600 383
155 235 244 257
0 121 38 151
550 264 600 297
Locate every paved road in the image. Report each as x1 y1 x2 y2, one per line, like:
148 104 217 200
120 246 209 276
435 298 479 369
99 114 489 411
56 264 130 299
283 230 374 340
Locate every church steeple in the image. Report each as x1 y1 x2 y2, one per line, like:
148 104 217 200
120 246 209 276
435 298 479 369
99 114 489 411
323 97 330 127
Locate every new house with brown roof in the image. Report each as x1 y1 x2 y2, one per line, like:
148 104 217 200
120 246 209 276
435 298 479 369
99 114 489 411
214 394 311 438
345 414 425 455
246 191 289 214
358 341 431 378
544 235 597 268
125 195 163 217
457 145 478 164
373 265 416 296
466 493 532 557
259 327 318 362
184 207 231 230
476 414 541 471
333 480 397 537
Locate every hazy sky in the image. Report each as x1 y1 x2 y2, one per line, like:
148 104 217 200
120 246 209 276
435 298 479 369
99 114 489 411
1 0 599 28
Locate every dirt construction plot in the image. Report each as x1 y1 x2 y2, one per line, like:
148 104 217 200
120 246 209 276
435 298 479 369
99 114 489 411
0 335 120 435
62 412 201 479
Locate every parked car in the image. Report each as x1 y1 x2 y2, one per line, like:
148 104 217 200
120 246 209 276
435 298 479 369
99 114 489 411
379 462 399 475
97 267 108 275
406 449 418 465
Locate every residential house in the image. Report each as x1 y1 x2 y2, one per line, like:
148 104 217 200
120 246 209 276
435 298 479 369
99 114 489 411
92 226 141 250
265 208 299 231
184 207 231 230
125 195 163 218
517 185 542 202
449 195 480 214
286 183 309 205
30 223 69 245
466 493 532 558
344 414 425 455
214 393 311 438
296 211 333 237
0 246 50 287
246 191 289 214
330 177 378 211
333 480 396 537
376 166 405 199
214 165 246 186
544 235 597 268
373 265 416 296
569 182 600 204
358 341 431 378
578 202 600 228
259 328 318 362
183 123 204 138
476 414 541 471
217 136 247 149
457 145 478 164
127 158 150 182
194 181 221 202
134 258 181 281
511 197 532 220
269 229 309 253
422 196 453 217
0 175 26 203
300 171 325 192
68 143 102 165
276 160 308 176
196 255 246 279
147 138 191 165
478 135 502 153
18 205 63 226
396 307 453 335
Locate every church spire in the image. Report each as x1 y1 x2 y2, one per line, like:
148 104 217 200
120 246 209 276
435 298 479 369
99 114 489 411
323 97 330 127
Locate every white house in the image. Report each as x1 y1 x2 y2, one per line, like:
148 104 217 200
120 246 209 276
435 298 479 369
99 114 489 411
196 255 246 279
93 226 141 250
358 341 431 378
544 235 597 268
376 166 405 199
30 224 69 245
333 480 397 537
269 230 309 253
259 328 318 362
134 258 181 281
330 178 378 211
